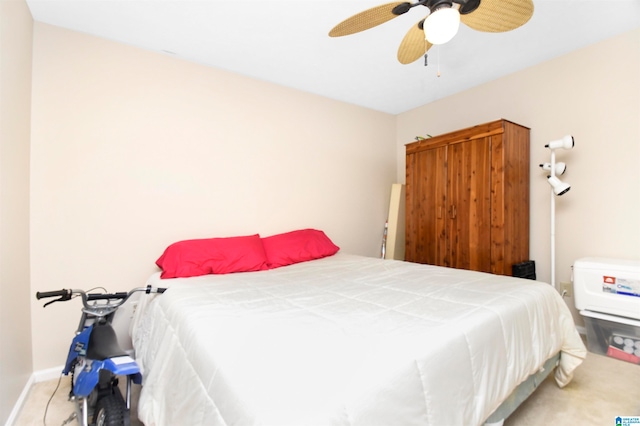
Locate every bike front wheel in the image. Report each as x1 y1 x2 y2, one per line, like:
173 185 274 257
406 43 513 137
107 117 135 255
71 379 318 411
93 394 125 426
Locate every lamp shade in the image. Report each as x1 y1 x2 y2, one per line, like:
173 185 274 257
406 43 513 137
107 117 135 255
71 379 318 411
424 7 460 45
540 162 567 176
545 135 574 150
547 176 571 196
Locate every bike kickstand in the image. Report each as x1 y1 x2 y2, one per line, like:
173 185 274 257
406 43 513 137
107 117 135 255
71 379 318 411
61 411 77 425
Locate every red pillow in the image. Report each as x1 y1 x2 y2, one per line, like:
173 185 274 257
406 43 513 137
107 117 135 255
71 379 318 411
156 234 268 279
262 229 339 269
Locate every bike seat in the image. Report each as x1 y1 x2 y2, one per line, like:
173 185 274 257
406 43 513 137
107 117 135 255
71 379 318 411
87 323 128 360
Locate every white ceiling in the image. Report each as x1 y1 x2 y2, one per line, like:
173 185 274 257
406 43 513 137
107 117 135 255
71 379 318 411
25 0 640 114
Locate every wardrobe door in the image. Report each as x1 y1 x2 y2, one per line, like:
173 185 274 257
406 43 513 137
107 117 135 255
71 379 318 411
405 145 447 265
446 137 492 272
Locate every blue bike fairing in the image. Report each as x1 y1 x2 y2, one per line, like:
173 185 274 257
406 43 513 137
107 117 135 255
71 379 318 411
63 324 92 374
64 323 143 396
73 356 142 396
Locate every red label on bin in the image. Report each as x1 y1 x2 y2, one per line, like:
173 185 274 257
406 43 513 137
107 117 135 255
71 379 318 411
603 276 616 284
607 346 640 365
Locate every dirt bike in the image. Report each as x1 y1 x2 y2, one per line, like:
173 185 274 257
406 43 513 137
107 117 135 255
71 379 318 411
36 285 166 426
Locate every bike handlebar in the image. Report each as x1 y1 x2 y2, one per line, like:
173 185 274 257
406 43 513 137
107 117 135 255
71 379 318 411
87 292 129 301
36 289 71 300
35 285 167 310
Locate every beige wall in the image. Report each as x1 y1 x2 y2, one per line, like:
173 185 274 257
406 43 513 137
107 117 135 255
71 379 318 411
397 28 640 326
29 23 397 371
8 7 639 386
0 0 34 423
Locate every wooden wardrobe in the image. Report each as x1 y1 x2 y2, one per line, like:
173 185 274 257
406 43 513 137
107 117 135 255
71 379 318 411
405 119 530 276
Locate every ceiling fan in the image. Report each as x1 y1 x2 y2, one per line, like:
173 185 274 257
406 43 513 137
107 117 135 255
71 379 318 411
329 0 534 64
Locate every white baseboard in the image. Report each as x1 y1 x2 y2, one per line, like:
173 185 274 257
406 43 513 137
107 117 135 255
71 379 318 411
4 374 34 426
33 365 65 383
4 366 65 426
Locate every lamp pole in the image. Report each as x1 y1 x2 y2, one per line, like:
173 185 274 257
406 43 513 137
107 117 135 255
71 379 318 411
543 135 573 291
550 149 557 291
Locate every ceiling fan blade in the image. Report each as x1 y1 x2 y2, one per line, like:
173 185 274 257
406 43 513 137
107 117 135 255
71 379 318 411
397 20 433 65
329 2 408 37
461 0 534 33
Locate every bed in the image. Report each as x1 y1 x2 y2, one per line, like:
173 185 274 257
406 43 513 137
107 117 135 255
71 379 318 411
131 252 586 426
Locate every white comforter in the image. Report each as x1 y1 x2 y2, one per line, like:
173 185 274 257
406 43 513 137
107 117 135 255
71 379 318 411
132 254 586 426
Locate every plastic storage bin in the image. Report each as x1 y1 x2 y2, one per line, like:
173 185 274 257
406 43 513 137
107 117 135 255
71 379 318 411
582 310 640 365
573 257 640 320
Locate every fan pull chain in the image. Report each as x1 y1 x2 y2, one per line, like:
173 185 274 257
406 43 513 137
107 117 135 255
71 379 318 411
423 43 441 77
424 39 428 67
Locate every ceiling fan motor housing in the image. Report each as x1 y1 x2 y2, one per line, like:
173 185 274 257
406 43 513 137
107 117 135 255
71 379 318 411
431 0 482 15
429 0 454 13
397 0 480 17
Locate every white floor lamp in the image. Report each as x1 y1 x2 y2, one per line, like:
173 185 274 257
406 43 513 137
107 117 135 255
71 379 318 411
540 135 574 291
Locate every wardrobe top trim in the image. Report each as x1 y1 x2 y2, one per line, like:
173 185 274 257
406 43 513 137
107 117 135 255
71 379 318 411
405 119 530 154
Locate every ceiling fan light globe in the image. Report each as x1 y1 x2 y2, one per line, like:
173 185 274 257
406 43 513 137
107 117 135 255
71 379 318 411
424 7 460 45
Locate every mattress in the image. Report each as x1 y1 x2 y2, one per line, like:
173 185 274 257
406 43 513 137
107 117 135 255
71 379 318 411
132 254 586 426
